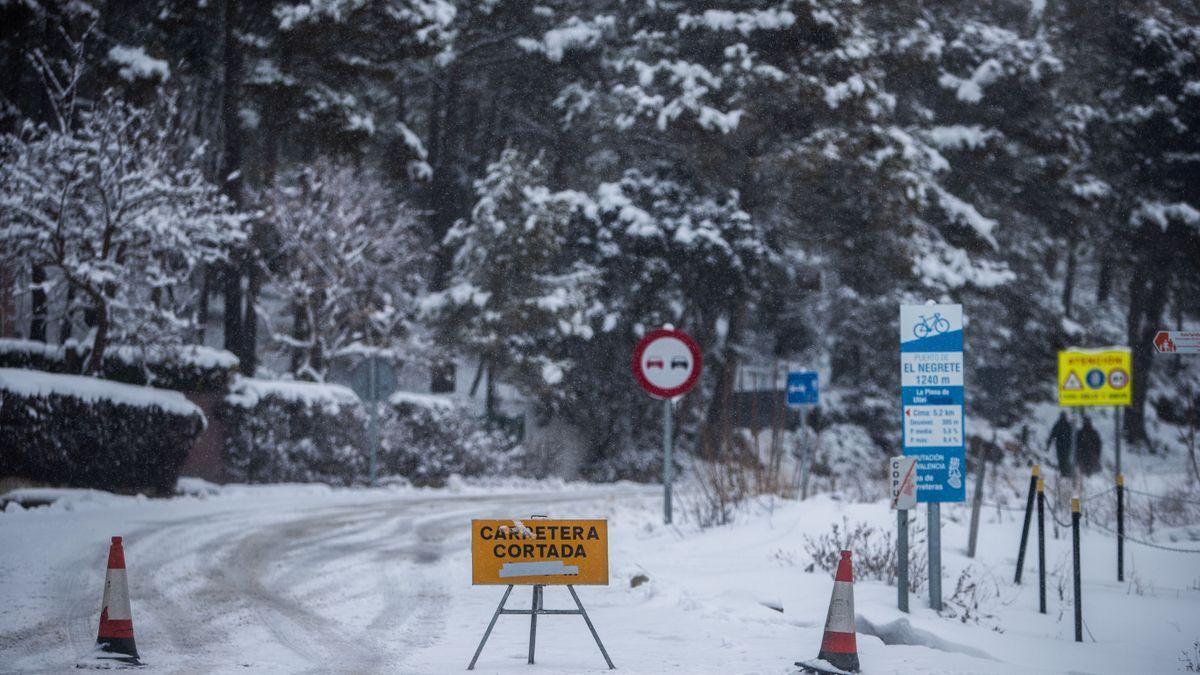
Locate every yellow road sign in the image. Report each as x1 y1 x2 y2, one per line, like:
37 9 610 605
471 519 608 585
1057 348 1132 407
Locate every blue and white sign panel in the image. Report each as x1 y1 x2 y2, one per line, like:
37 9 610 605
900 304 965 503
786 371 819 407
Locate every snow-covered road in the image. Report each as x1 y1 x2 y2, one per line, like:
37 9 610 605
1 484 656 673
4 478 1200 674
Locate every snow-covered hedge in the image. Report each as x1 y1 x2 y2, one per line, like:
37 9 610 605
219 379 518 487
220 378 368 486
380 392 516 487
0 368 205 494
0 339 238 393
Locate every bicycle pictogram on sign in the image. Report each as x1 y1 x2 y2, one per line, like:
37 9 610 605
913 313 951 339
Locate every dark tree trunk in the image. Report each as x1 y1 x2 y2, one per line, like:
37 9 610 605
196 266 209 343
29 264 46 342
59 284 75 343
289 302 306 374
427 68 462 291
1124 234 1173 446
485 357 496 419
702 303 747 457
1062 235 1077 318
218 0 257 375
1097 253 1112 303
85 300 108 374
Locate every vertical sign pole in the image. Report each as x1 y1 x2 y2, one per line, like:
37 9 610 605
527 585 541 664
1075 408 1084 485
369 357 378 487
897 508 909 613
798 406 810 500
663 397 673 525
928 503 941 611
1072 498 1083 642
1114 406 1122 477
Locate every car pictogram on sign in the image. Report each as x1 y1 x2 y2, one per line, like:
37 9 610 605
646 358 664 369
670 357 689 369
1108 368 1129 389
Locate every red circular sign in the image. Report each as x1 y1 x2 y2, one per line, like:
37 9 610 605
632 328 702 399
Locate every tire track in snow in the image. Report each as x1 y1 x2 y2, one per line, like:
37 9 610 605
2 488 650 673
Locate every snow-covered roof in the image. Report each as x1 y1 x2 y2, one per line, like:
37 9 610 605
0 368 203 418
225 377 361 409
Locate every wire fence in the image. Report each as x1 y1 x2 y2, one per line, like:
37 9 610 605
1004 481 1200 553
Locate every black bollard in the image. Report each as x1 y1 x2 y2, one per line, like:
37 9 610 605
1116 474 1125 583
1072 498 1082 642
1014 465 1039 584
1037 477 1046 614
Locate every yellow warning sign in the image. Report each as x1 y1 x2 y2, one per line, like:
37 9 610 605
1057 348 1132 407
471 519 608 586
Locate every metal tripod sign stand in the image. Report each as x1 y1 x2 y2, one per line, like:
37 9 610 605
467 584 615 670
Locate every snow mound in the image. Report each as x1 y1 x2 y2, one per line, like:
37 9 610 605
225 376 360 409
0 488 140 512
856 615 995 660
0 368 202 418
389 390 458 410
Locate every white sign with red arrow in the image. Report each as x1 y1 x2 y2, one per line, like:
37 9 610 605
1154 330 1200 354
890 456 918 510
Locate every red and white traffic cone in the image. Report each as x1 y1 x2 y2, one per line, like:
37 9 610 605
797 550 859 674
89 536 141 666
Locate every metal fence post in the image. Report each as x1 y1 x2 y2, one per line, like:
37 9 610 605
1037 477 1046 614
968 452 986 558
1116 473 1125 582
1014 465 1039 584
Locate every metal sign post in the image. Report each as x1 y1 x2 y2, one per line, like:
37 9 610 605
900 302 966 612
347 355 396 487
632 326 703 525
890 456 916 613
468 584 614 670
663 398 673 524
787 371 819 500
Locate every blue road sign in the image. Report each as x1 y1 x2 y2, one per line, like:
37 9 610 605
786 371 819 407
900 304 965 503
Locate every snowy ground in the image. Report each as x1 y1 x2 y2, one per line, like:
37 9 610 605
2 474 1199 674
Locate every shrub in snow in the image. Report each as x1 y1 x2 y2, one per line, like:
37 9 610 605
811 423 883 485
580 445 668 484
379 393 515 487
257 161 425 380
0 369 204 494
0 339 238 393
800 517 927 593
941 564 1003 625
220 378 367 486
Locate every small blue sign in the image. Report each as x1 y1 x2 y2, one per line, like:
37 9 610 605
786 371 819 407
1085 368 1105 390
